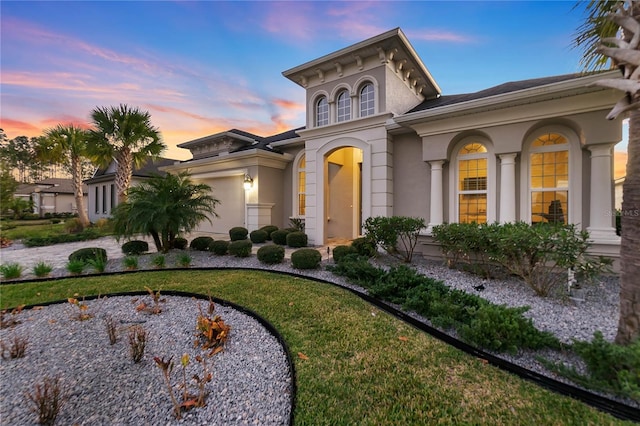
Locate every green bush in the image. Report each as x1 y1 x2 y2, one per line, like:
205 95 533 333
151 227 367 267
210 240 229 255
172 237 188 250
250 230 268 244
23 228 102 247
69 247 108 264
327 254 386 288
229 226 248 241
286 231 308 248
152 254 166 268
257 245 285 265
332 245 358 263
291 248 322 269
351 237 377 257
64 217 84 233
228 240 252 257
0 263 23 280
259 225 279 240
363 216 425 262
123 256 138 270
122 240 149 255
190 236 214 251
66 259 85 275
368 265 428 304
271 229 291 245
32 261 53 278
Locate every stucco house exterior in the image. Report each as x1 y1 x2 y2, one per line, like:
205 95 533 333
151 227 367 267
160 28 622 262
15 178 88 217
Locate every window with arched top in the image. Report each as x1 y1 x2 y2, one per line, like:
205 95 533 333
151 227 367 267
316 97 328 126
529 133 569 224
457 142 488 223
337 90 351 122
359 83 374 117
297 154 306 216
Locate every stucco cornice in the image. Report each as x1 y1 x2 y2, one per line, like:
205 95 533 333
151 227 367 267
298 112 393 140
160 149 293 175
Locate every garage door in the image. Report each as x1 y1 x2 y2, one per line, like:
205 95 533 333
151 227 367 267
197 175 245 234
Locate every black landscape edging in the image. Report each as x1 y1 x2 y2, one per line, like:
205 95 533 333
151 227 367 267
4 267 639 422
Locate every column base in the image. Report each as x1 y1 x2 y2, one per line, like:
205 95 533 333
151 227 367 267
587 227 621 245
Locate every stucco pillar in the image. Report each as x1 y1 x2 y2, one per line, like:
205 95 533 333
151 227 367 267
586 144 620 243
498 153 517 223
426 160 445 234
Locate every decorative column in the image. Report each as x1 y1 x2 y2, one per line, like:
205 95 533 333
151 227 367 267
587 144 620 243
499 153 517 223
426 160 445 234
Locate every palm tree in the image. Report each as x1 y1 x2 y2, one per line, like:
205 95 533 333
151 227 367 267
89 104 166 204
41 124 93 228
574 0 640 344
111 171 219 253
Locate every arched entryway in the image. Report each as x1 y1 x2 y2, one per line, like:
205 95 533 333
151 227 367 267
325 147 363 241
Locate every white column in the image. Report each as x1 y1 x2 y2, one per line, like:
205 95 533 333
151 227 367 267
586 144 620 243
426 160 445 234
499 153 517 223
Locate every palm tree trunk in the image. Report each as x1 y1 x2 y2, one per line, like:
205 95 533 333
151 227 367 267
616 108 640 344
71 157 90 228
115 149 133 204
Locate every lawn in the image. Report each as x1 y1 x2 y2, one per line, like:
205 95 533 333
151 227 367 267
0 270 632 425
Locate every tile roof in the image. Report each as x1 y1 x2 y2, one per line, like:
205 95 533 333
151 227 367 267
85 156 178 183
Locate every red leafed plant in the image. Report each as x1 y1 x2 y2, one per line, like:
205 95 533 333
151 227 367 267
195 301 230 356
135 286 164 314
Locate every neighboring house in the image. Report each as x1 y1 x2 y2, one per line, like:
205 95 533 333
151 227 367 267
161 28 623 263
84 157 178 222
615 176 625 211
14 178 88 217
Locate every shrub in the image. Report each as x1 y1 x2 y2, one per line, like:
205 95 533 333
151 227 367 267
0 263 23 280
122 240 149 255
190 236 214 251
229 226 248 241
33 262 53 278
332 245 358 263
291 248 322 269
257 245 285 264
66 259 85 275
151 254 166 268
271 229 291 245
123 256 138 270
289 217 305 232
250 230 268 244
286 231 308 248
228 240 252 257
327 254 386 288
259 225 278 240
172 237 188 250
210 240 229 255
86 253 108 273
351 237 377 257
364 216 426 263
177 253 192 267
69 247 107 264
50 218 61 224
64 217 84 233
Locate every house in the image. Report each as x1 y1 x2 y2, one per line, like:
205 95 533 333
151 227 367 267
84 157 178 223
615 176 625 210
14 178 88 217
160 28 623 264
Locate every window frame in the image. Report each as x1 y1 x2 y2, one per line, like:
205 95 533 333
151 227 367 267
359 83 375 117
315 96 329 127
336 90 351 122
292 151 306 217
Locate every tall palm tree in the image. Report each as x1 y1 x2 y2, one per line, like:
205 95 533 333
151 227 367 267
41 124 93 228
89 104 166 204
574 0 640 344
111 171 219 253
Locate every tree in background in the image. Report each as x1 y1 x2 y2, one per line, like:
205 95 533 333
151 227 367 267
0 130 19 215
40 124 94 228
89 104 166 203
0 135 51 183
111 171 219 253
574 0 640 344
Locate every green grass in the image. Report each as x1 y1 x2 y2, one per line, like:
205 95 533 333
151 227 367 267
0 221 67 240
0 270 632 425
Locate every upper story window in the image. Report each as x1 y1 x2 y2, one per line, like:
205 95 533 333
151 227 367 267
316 97 329 126
337 90 351 122
457 142 488 224
359 83 374 117
529 133 568 224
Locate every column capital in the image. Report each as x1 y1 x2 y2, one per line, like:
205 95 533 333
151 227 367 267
428 159 446 169
499 153 518 163
586 143 614 157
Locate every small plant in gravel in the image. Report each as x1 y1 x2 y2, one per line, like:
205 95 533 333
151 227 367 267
65 259 85 275
86 252 108 273
195 301 230 356
177 253 192 267
135 286 165 314
122 256 138 270
151 254 166 269
0 262 23 280
128 324 147 363
104 315 117 345
67 297 93 321
25 375 67 426
1 334 28 359
0 305 24 329
32 261 53 278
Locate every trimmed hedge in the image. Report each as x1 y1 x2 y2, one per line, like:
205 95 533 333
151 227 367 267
332 245 358 263
291 248 322 269
250 230 268 244
173 237 188 250
259 225 279 240
121 240 149 255
271 229 291 245
190 236 214 251
210 240 229 255
257 245 285 265
68 247 107 263
286 231 308 248
351 237 377 257
229 227 249 241
228 239 252 257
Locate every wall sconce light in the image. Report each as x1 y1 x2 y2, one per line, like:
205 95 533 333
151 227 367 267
243 173 253 190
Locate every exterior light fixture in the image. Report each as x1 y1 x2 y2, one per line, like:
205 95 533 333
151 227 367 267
243 173 253 190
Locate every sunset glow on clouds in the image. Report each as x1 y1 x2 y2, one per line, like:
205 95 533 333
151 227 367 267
0 1 629 167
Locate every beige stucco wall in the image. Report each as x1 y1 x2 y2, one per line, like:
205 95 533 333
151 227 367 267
391 133 429 219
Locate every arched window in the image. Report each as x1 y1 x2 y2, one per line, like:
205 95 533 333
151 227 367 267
337 90 351 122
359 83 374 117
316 97 329 126
297 154 306 216
529 133 568 224
457 142 488 223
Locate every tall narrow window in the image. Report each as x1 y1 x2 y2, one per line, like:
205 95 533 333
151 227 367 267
316 97 328 126
359 83 374 117
94 187 99 214
110 184 115 213
458 142 488 223
337 90 351 122
102 185 107 214
297 155 306 216
530 133 568 224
